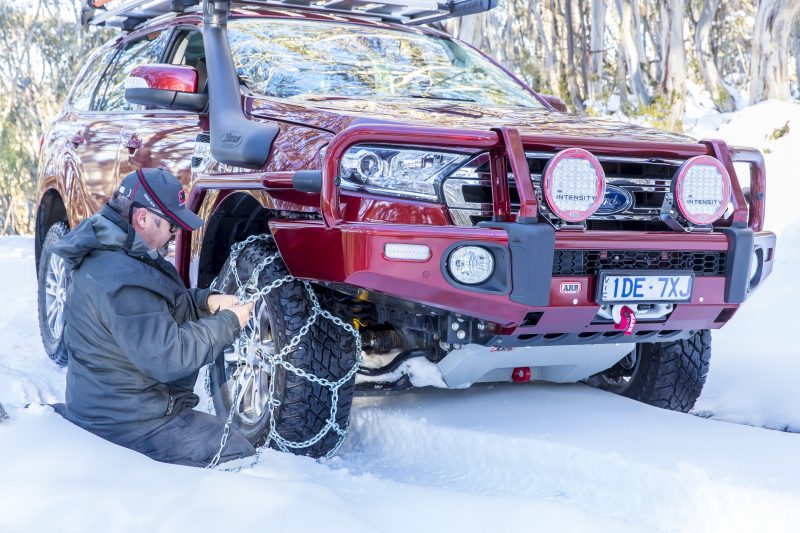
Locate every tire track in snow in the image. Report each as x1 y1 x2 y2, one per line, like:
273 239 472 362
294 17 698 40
339 384 800 532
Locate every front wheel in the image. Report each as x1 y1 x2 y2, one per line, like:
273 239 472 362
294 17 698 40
209 237 357 458
587 330 711 413
37 222 70 366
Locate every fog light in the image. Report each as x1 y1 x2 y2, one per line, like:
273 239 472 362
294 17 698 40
384 243 431 261
448 246 494 285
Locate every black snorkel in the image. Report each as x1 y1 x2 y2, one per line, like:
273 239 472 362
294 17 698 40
202 0 279 169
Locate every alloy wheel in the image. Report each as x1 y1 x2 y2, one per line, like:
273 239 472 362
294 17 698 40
44 253 67 340
224 299 275 425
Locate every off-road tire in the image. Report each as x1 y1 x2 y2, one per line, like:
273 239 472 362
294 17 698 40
209 237 356 457
36 222 70 366
588 330 711 413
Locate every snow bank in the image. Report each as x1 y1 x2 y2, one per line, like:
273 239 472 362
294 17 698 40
0 237 65 408
682 100 800 431
342 384 800 532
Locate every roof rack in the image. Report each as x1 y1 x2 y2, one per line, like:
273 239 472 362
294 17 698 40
82 0 497 30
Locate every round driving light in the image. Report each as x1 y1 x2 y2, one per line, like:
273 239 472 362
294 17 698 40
542 148 606 223
448 246 494 285
673 155 731 225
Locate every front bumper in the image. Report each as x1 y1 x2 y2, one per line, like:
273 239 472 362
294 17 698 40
270 218 776 332
271 124 775 334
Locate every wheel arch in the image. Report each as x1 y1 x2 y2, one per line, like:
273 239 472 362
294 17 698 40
35 189 68 272
196 191 274 289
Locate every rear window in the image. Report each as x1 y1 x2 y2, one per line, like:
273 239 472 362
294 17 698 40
228 19 542 108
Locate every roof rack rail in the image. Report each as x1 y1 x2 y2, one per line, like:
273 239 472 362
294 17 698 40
82 0 497 30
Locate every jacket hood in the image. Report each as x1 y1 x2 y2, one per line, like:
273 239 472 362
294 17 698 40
249 96 697 144
53 205 154 272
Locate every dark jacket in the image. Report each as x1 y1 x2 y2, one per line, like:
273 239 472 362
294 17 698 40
54 205 240 443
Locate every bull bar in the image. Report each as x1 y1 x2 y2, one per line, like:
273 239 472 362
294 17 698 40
271 124 776 333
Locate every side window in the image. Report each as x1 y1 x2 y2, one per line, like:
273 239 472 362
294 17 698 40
67 46 117 111
168 31 207 92
94 31 169 112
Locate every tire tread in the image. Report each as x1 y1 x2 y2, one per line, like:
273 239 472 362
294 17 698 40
36 221 70 366
211 238 355 457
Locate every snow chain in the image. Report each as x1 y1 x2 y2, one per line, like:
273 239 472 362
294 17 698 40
204 234 362 469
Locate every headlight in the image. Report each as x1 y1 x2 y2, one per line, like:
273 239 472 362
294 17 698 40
673 155 731 225
542 148 606 223
340 146 468 201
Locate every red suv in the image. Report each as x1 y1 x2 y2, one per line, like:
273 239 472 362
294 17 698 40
36 0 776 457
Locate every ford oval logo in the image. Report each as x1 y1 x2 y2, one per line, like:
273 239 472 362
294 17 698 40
597 185 634 215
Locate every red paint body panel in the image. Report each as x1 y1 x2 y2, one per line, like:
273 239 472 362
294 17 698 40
340 192 451 225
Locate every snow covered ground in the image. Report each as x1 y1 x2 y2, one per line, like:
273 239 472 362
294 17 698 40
2 101 799 532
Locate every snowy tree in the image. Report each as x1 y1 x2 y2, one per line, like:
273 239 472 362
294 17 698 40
749 0 800 104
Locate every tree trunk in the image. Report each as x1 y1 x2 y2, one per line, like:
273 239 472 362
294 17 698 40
617 0 651 106
616 37 630 109
659 0 686 130
578 0 590 98
749 0 800 104
695 0 736 111
794 20 800 97
639 1 661 85
565 0 586 110
589 0 606 100
532 2 561 95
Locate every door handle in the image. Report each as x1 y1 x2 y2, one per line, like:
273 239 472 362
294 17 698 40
69 134 85 148
125 133 142 154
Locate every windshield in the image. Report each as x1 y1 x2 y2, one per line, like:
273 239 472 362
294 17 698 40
228 18 543 108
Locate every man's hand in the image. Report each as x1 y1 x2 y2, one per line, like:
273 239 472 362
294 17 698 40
213 295 255 328
207 294 239 314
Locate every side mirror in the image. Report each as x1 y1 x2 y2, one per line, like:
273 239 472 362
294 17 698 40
124 64 208 112
539 94 568 112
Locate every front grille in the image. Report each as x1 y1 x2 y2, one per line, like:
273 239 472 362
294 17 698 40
443 152 685 230
553 250 727 276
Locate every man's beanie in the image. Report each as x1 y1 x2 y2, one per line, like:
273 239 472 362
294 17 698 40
117 168 203 231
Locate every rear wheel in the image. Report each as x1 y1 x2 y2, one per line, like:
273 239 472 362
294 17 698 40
209 237 356 457
37 222 70 366
588 330 711 413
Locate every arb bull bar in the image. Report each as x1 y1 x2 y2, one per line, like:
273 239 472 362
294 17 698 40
270 124 776 335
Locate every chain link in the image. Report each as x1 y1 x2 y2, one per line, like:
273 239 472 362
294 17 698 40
206 234 362 469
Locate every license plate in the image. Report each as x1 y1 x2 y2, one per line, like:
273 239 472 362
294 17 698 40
597 271 694 304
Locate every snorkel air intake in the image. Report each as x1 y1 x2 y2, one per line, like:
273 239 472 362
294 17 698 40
202 0 278 169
